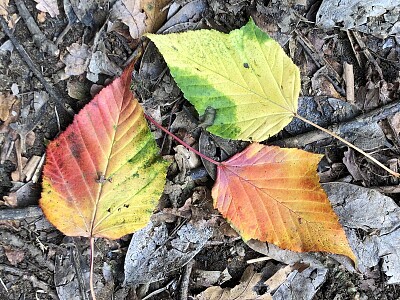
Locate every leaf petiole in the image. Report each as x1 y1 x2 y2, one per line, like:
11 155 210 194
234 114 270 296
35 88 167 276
294 113 400 178
144 113 221 166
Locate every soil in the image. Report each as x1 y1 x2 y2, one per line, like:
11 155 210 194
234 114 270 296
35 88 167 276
0 0 400 299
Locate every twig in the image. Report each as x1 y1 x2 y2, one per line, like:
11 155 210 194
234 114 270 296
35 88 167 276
346 30 362 67
0 276 8 292
23 155 41 181
68 242 90 300
55 106 61 133
0 16 73 118
14 138 24 181
14 0 58 56
4 140 14 164
351 30 383 79
55 23 73 45
295 30 342 86
142 280 176 300
123 39 147 67
247 256 272 264
0 264 25 275
0 206 43 221
372 185 400 194
32 154 45 183
89 237 97 300
179 259 195 300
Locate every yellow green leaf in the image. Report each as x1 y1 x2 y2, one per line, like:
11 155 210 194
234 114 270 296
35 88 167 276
147 18 300 141
40 65 169 239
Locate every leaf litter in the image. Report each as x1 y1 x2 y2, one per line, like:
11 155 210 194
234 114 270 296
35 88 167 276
0 3 400 298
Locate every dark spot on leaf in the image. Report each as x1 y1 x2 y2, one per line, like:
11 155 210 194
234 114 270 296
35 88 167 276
243 63 249 68
107 208 111 213
67 131 76 140
70 143 82 159
124 204 129 208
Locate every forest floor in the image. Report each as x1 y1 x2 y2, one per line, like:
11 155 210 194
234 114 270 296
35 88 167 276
0 0 400 299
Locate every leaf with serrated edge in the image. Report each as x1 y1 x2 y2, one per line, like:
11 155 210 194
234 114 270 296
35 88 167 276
40 64 168 239
147 18 300 141
212 143 355 261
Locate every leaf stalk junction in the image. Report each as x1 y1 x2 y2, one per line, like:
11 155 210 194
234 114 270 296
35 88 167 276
145 111 399 178
144 113 221 166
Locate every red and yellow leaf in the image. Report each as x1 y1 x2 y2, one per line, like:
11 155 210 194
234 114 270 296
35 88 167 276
40 65 168 239
212 143 355 260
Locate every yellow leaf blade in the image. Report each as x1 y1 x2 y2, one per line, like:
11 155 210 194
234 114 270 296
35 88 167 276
147 18 300 141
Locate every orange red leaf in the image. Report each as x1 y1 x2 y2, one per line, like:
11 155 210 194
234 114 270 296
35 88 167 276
40 65 168 239
212 143 355 260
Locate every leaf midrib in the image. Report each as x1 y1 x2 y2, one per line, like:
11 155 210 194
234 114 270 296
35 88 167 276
89 81 124 238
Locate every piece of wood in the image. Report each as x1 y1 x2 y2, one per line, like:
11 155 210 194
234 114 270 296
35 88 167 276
14 0 59 56
0 206 43 220
23 155 41 182
343 62 355 104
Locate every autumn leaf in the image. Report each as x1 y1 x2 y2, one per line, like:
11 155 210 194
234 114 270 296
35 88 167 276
40 64 169 240
147 18 300 141
212 143 355 261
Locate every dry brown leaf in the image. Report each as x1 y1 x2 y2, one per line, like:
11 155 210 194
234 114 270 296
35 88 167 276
195 265 271 300
3 192 17 207
0 0 9 16
0 92 17 121
111 0 146 39
37 11 46 23
4 246 25 265
62 43 90 76
87 50 122 82
34 0 59 18
6 13 18 28
264 265 292 291
142 0 171 33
